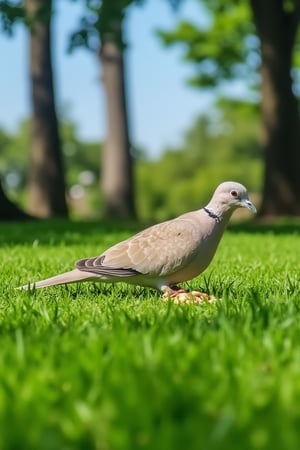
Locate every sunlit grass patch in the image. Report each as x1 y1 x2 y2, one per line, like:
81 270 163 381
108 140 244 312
1 220 300 449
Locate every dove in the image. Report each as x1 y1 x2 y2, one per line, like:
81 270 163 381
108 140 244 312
17 181 256 302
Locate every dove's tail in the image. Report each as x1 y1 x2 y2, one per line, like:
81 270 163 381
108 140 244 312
16 269 96 290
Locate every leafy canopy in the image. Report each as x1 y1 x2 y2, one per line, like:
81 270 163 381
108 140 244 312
68 0 183 52
159 0 258 89
68 0 145 52
0 0 24 33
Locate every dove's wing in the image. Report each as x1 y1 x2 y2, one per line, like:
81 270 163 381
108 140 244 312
76 214 202 278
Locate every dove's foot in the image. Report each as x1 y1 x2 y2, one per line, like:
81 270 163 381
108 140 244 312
161 286 215 305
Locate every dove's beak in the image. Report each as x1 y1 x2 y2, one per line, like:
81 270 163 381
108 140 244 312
243 199 257 213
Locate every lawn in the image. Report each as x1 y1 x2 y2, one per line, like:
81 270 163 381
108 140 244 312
1 219 300 450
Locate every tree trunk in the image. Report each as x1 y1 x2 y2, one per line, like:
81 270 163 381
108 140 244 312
99 37 136 219
250 0 300 216
26 0 68 218
0 180 32 221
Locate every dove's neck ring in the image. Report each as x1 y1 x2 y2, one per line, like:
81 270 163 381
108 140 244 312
203 207 221 224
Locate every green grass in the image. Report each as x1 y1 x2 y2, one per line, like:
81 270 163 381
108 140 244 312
1 220 300 450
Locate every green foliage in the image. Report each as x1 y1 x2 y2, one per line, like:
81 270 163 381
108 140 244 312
0 0 52 34
136 98 262 221
0 118 101 216
61 120 100 184
0 119 100 184
68 0 144 52
158 0 259 89
0 120 30 167
0 0 24 34
0 121 30 197
1 220 300 449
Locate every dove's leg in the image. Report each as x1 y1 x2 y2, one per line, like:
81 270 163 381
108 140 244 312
161 286 215 305
168 285 189 294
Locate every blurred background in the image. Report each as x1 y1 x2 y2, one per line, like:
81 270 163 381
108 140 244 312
0 0 299 222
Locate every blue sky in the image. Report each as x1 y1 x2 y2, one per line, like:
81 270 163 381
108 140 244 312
0 0 213 157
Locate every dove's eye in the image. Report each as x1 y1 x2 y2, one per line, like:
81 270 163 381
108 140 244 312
230 190 238 198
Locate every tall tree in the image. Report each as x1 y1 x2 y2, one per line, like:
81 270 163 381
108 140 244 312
0 0 68 218
25 0 68 217
69 0 137 219
250 0 300 215
160 0 300 216
0 2 31 220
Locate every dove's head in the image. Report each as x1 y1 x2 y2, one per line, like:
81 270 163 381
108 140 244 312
207 181 257 216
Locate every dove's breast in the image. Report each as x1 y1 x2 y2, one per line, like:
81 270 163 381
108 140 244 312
167 219 227 284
